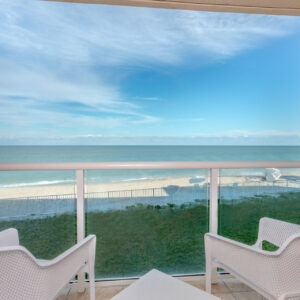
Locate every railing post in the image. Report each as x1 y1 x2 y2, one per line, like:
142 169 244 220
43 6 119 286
209 168 219 283
210 168 219 234
76 169 85 292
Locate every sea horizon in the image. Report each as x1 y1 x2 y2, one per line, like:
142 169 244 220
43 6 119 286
0 145 300 188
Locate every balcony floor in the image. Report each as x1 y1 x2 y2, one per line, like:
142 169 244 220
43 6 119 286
57 275 265 300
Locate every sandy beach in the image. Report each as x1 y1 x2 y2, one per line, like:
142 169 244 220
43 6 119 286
0 174 298 200
0 176 204 199
0 174 299 221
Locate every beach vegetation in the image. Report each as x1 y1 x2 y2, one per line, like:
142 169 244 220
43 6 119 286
0 192 299 279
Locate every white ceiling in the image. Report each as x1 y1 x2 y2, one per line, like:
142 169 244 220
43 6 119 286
46 0 300 15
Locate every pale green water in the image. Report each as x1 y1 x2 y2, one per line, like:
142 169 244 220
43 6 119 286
0 145 299 187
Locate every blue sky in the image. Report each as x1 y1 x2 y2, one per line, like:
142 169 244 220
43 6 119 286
0 0 300 145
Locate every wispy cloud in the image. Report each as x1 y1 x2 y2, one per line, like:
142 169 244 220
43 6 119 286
0 59 121 108
1 1 298 67
132 97 161 101
192 130 300 138
0 1 299 143
0 95 159 137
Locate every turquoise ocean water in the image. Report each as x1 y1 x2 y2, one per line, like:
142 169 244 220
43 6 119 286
0 146 300 187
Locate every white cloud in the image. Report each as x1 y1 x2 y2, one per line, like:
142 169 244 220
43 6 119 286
0 1 299 67
0 95 159 136
193 130 300 138
129 115 160 124
0 59 122 108
78 134 103 138
0 0 299 142
133 97 160 101
0 101 123 132
173 12 297 60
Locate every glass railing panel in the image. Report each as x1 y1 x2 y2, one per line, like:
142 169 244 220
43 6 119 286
219 168 300 247
0 170 76 259
85 169 209 279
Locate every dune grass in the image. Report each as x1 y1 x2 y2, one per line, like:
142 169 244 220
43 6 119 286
0 192 299 279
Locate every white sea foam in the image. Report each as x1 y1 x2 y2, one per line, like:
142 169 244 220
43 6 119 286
0 179 74 188
88 176 164 184
121 177 154 182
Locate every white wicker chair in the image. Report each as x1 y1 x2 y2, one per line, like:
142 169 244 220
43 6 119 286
0 228 96 300
205 217 300 300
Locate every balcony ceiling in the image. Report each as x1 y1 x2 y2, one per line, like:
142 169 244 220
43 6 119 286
46 0 300 15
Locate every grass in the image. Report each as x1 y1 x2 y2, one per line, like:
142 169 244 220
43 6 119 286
219 192 300 248
0 192 299 279
0 214 76 259
87 201 208 278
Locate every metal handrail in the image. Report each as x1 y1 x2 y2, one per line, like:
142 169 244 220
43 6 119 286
0 161 300 170
1 160 299 284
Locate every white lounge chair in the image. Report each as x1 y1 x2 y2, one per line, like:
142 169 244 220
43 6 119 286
205 217 300 300
0 228 96 300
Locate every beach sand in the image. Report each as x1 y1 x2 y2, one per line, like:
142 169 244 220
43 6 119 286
1 167 300 200
0 176 252 199
1 175 299 220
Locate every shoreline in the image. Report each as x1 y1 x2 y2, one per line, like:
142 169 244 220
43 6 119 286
0 174 299 199
0 176 203 199
0 176 248 199
0 175 299 221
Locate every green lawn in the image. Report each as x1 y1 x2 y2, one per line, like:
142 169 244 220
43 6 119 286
219 192 300 246
0 192 299 280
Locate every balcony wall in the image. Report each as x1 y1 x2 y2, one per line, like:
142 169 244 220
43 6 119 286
0 162 299 283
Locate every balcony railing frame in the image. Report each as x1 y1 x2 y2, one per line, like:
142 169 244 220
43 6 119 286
1 161 300 287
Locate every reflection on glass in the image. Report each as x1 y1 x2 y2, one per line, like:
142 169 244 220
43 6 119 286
0 171 76 259
219 168 300 248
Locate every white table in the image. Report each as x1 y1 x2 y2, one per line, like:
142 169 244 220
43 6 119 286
111 269 220 300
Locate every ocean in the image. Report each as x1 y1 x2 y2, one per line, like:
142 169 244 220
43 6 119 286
0 145 300 188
